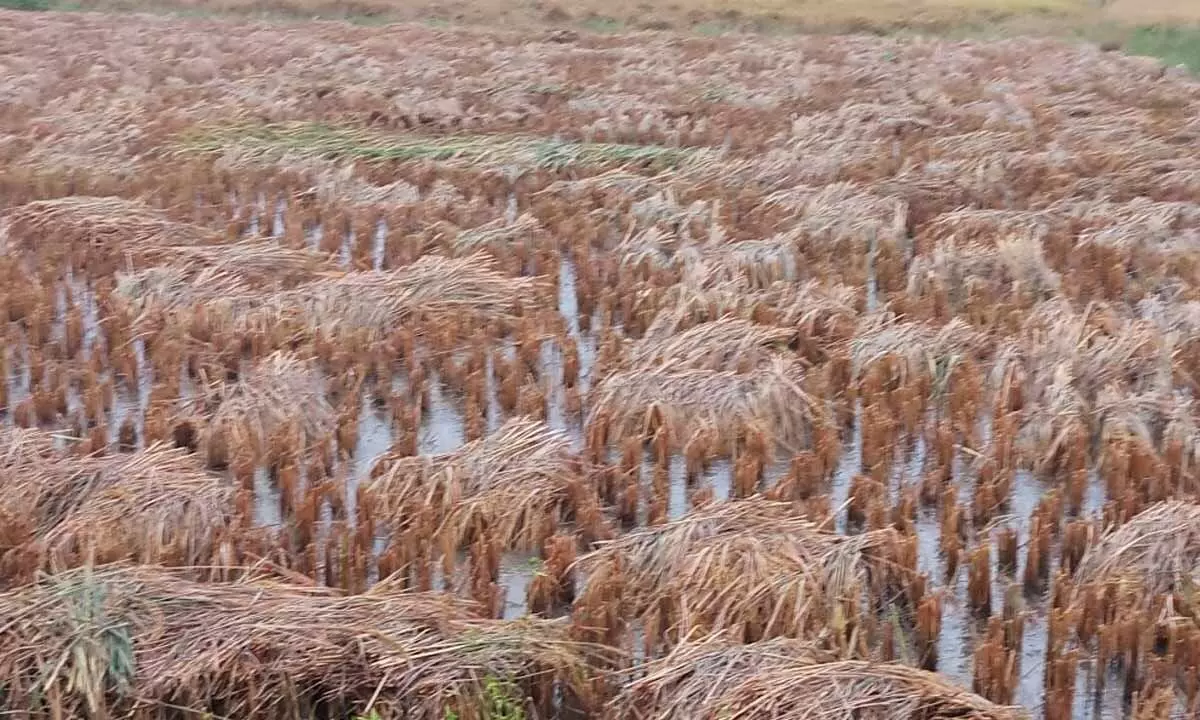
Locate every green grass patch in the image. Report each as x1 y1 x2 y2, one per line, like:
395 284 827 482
1125 25 1200 72
178 122 700 171
0 0 55 11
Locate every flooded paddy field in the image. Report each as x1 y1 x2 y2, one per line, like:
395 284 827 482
0 9 1199 719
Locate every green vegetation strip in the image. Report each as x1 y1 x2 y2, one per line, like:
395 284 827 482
1125 25 1200 72
178 122 701 170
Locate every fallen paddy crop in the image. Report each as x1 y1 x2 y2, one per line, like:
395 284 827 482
0 9 1199 719
0 564 611 719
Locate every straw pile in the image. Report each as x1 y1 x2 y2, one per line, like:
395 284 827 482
629 317 796 372
608 636 1026 720
369 418 589 551
153 239 334 286
1072 501 1200 610
0 444 236 585
288 253 540 335
574 499 901 650
0 564 608 719
588 358 827 454
1 196 220 270
200 352 335 466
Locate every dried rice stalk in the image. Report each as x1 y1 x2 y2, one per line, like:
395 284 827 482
447 213 542 256
1 196 219 266
0 564 608 719
630 317 795 372
850 315 980 384
38 445 237 572
155 239 334 286
1072 501 1200 607
0 427 59 469
291 253 539 334
608 636 1025 720
202 352 334 461
576 499 899 646
369 418 583 551
588 358 825 454
0 444 235 581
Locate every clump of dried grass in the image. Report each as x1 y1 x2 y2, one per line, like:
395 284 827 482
200 352 335 466
850 315 980 387
630 317 795 372
0 444 236 584
154 239 334 286
1072 501 1200 605
906 235 1059 312
588 358 826 454
607 636 832 718
608 636 1025 720
0 426 60 469
919 209 1052 253
187 123 702 173
120 252 537 343
291 253 539 335
635 262 858 341
115 264 291 343
369 418 587 551
37 446 238 574
447 212 543 257
672 236 800 290
575 499 900 648
0 564 608 719
1 196 220 270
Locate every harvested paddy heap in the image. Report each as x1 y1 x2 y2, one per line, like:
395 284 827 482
0 8 1199 720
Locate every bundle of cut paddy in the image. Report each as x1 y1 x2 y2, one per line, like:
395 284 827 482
574 499 900 648
446 212 544 258
0 564 608 719
154 239 335 287
849 315 980 389
1018 303 1164 404
199 352 335 466
905 236 1059 313
1071 501 1200 617
288 253 539 337
0 426 60 469
1013 363 1087 478
607 636 1025 720
114 239 332 332
642 264 857 340
297 157 423 207
1 196 220 272
787 182 908 282
629 317 796 372
905 241 998 313
587 358 827 454
677 235 800 290
0 444 235 583
0 428 62 572
918 208 1054 255
617 226 680 277
114 264 291 340
765 280 861 333
369 418 586 551
638 266 750 335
